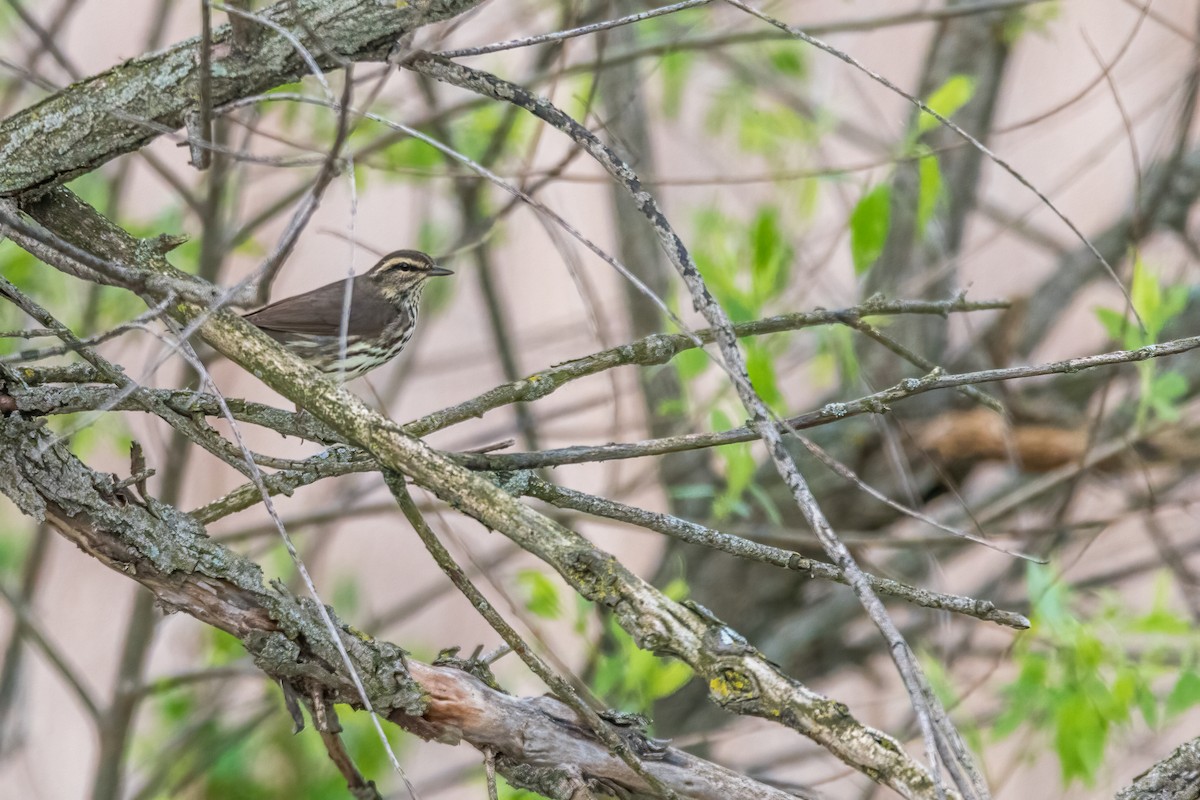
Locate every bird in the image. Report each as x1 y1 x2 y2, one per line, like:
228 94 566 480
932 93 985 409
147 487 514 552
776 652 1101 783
243 249 452 381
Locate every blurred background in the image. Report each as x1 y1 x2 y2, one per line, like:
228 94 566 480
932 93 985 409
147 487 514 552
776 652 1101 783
1 0 1199 797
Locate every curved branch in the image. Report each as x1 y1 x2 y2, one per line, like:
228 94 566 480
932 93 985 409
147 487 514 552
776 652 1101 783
0 413 793 800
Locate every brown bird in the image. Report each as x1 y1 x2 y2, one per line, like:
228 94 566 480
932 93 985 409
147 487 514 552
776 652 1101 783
243 249 452 381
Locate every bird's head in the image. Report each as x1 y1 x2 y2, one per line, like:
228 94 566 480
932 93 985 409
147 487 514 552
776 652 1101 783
367 250 453 300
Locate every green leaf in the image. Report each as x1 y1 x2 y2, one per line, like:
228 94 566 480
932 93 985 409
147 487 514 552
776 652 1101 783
1132 583 1192 634
1149 371 1188 421
918 75 977 135
205 629 246 667
1002 3 1062 43
645 659 693 699
811 325 859 387
749 207 792 299
710 408 734 433
849 184 890 275
498 777 544 800
0 529 27 579
731 102 816 157
516 569 561 620
674 346 710 381
1094 306 1130 342
1137 681 1160 728
745 343 781 409
766 46 806 77
995 653 1049 738
916 153 943 233
711 409 756 519
1130 259 1159 322
1103 670 1135 725
1161 284 1190 326
381 137 442 175
591 614 693 712
660 51 693 119
747 483 783 526
1054 692 1107 784
1166 670 1200 716
661 578 690 602
456 103 516 162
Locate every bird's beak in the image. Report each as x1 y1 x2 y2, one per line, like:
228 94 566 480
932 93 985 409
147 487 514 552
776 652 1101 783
428 265 454 277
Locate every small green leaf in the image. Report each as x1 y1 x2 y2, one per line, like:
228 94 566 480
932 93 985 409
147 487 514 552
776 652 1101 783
1134 605 1191 633
332 576 359 615
1130 259 1161 331
1166 670 1200 716
381 137 441 175
674 346 709 381
849 184 890 275
1161 284 1190 326
645 659 692 699
660 51 693 118
1149 372 1188 421
918 75 977 135
749 207 792 299
661 578 690 602
767 46 806 77
744 343 781 409
205 629 246 666
1137 681 1160 728
1094 306 1130 342
916 153 943 232
747 483 783 526
516 569 561 620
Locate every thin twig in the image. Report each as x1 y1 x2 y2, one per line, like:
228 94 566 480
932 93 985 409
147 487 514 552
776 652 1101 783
457 333 1200 470
523 477 1029 628
438 0 713 58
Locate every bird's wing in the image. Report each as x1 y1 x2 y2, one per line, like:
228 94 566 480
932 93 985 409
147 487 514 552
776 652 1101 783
243 279 398 337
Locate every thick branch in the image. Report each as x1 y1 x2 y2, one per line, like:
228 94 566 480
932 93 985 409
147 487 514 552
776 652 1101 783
1116 736 1200 800
20 186 956 800
0 0 483 196
0 413 792 800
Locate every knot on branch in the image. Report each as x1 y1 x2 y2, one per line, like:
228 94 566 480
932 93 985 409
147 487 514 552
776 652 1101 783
487 469 532 496
629 333 680 365
706 666 762 708
598 709 671 761
563 549 626 609
433 646 504 691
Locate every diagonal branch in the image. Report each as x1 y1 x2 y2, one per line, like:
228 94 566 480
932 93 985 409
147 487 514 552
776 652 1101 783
0 412 792 800
521 475 1029 629
405 50 985 799
18 185 960 800
0 0 484 196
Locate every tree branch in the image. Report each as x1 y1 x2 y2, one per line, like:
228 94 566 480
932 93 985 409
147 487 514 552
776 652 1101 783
17 185 959 800
0 0 484 196
0 412 794 800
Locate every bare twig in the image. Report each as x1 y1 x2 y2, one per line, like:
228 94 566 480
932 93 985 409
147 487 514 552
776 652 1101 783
522 477 1029 628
